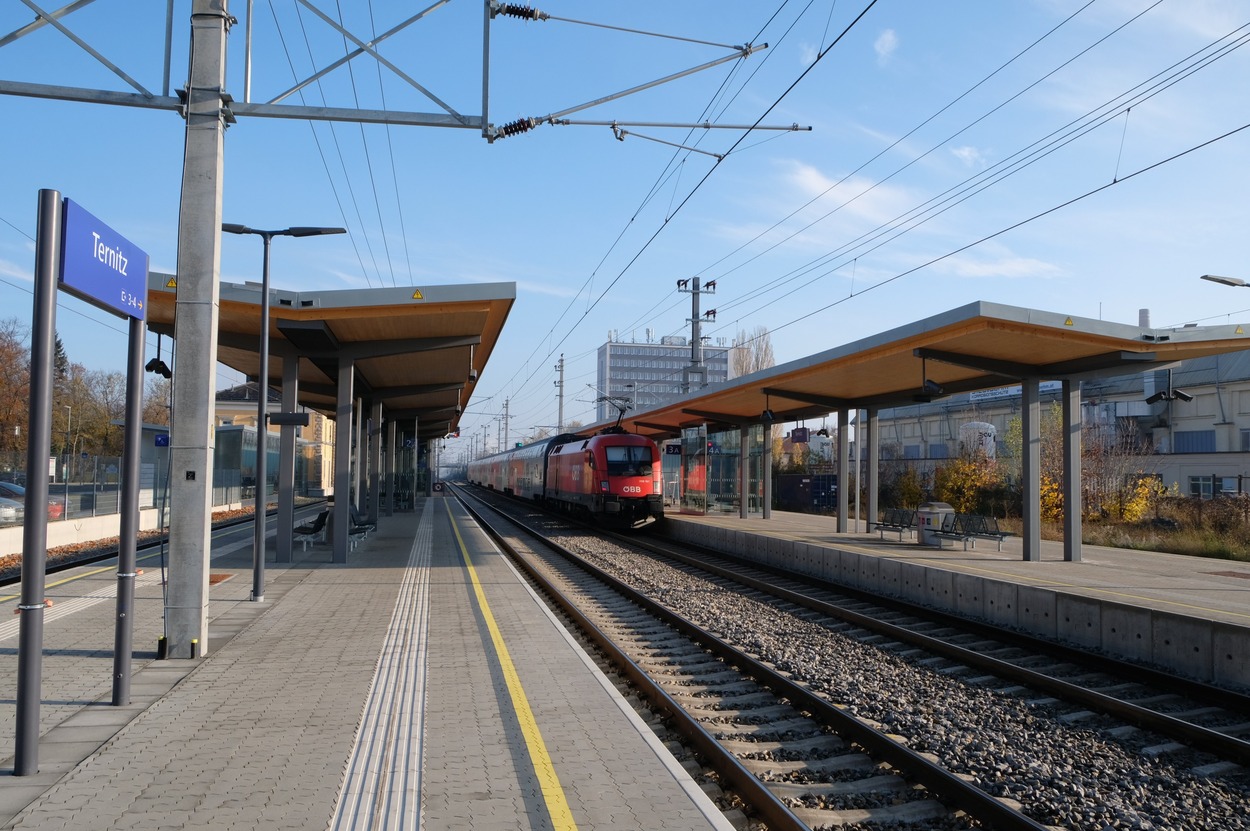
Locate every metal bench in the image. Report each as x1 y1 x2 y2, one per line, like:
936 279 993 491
959 513 1012 551
293 509 329 551
873 507 916 540
932 513 1012 551
931 512 973 550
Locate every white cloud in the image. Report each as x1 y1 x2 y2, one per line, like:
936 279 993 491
950 145 989 169
874 29 898 65
0 257 31 282
934 246 1065 281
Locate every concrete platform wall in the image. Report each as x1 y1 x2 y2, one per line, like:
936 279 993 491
660 520 1250 689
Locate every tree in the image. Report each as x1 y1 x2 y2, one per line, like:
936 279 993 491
0 319 30 455
732 326 775 378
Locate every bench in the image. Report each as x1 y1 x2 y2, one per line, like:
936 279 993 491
959 513 1012 551
931 513 1012 551
293 509 329 550
873 507 916 540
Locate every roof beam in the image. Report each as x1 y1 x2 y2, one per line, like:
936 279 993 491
369 382 465 399
762 387 853 410
682 408 742 426
914 347 1158 380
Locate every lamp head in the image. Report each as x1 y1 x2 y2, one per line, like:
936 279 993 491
1200 274 1247 288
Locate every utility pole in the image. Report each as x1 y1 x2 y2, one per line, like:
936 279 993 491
503 398 511 448
554 354 565 432
677 277 716 393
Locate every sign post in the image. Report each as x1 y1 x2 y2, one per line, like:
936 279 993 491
14 191 149 775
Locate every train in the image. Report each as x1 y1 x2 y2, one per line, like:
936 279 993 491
466 429 664 526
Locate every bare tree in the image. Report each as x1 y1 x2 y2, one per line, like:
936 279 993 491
732 326 775 378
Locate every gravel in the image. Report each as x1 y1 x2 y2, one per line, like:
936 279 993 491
546 525 1250 831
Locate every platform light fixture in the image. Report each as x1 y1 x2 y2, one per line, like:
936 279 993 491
1200 274 1248 288
222 222 345 603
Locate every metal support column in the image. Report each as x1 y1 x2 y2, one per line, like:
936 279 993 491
1062 378 1083 563
332 361 354 563
1021 377 1042 562
353 397 364 513
386 418 397 516
867 407 880 531
275 354 298 564
369 400 382 522
837 406 850 533
739 425 748 518
762 424 772 519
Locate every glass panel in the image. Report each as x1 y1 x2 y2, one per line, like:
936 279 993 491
681 426 706 514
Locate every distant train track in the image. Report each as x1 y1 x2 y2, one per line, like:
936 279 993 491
452 483 1250 831
0 504 327 588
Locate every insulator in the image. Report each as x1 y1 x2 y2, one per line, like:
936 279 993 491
498 117 535 138
497 3 547 21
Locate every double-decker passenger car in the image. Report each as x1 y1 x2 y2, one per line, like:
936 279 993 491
467 430 663 526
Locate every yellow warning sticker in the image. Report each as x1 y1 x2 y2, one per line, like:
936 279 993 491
1238 326 1245 335
412 289 423 300
1064 317 1073 326
166 277 177 288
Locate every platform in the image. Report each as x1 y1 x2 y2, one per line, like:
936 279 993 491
0 498 734 830
662 510 1250 690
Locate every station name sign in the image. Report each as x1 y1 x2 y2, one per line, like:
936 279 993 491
59 198 148 320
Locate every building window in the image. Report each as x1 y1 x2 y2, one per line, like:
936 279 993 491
1189 476 1214 499
1173 430 1216 453
929 443 950 459
903 445 921 459
1241 429 1250 452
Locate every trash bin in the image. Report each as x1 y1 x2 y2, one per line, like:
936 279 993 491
916 501 954 545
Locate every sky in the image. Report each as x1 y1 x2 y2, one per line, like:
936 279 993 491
2 0 1248 457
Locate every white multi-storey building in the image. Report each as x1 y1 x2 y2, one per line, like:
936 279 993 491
596 333 734 423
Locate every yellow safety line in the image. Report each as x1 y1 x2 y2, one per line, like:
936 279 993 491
447 505 579 831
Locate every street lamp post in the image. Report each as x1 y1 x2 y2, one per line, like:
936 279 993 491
222 223 345 602
63 405 71 511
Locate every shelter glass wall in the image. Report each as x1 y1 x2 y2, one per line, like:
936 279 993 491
681 425 707 513
679 425 764 515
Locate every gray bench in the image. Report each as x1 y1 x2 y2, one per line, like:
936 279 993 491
873 507 916 540
932 513 1012 551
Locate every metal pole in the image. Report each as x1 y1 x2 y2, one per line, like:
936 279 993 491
252 234 272 602
113 315 144 705
16 188 62 775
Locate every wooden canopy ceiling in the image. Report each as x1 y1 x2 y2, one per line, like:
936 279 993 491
611 301 1250 439
146 272 515 442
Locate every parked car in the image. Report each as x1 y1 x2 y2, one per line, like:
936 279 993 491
0 482 65 520
0 496 25 525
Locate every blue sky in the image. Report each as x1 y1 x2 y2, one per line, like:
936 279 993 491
2 1 1248 452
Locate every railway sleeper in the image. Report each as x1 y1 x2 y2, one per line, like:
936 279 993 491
668 690 776 710
711 717 821 738
766 773 908 800
743 752 881 778
789 796 952 829
726 734 848 758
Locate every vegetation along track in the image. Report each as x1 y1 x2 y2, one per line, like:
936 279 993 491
452 484 1250 831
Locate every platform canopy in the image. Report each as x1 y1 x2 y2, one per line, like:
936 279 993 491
146 272 515 442
616 301 1250 438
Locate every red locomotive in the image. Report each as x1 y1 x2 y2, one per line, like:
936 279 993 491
467 429 663 526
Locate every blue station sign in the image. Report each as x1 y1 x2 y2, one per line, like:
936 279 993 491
59 198 148 320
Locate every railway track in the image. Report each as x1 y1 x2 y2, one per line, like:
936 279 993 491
452 484 1250 831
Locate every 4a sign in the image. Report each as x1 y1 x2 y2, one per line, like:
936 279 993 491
59 198 148 320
